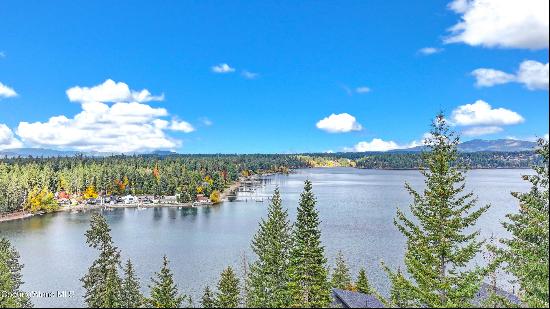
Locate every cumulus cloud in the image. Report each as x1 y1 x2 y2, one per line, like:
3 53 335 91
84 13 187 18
211 63 235 74
418 47 443 55
451 100 524 126
471 68 516 87
446 0 549 49
316 113 363 133
0 124 23 150
462 126 503 136
170 120 195 133
472 60 549 90
66 79 164 103
0 82 17 99
345 138 401 152
516 60 549 90
15 80 195 153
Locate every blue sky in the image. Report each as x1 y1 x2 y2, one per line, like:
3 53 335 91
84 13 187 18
0 0 548 153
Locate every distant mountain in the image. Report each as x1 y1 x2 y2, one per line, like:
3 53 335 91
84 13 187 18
403 139 537 152
0 139 538 158
0 148 178 158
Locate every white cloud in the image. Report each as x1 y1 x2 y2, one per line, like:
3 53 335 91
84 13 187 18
418 47 443 55
211 63 235 74
516 60 549 90
66 79 164 103
170 120 195 133
316 113 363 133
355 86 371 94
544 133 549 140
15 80 194 153
446 0 549 49
242 70 259 79
200 117 213 126
462 126 503 136
451 100 524 126
345 138 401 152
0 124 23 150
0 82 17 99
0 51 5 58
471 68 515 87
472 60 549 90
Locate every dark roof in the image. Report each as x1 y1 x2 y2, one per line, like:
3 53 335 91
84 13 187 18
332 288 384 308
473 282 522 306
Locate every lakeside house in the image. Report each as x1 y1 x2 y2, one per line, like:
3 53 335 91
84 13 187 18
122 195 137 204
159 195 178 204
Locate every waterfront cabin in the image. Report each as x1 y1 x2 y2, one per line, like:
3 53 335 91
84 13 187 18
160 195 178 204
122 195 137 204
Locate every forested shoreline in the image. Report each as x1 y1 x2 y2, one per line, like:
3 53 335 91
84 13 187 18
0 150 542 216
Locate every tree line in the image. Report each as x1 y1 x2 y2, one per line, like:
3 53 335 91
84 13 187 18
1 114 548 307
0 155 304 215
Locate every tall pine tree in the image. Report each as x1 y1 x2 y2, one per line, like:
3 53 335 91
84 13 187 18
147 255 186 308
200 285 215 308
0 238 32 308
216 266 240 308
121 259 143 308
81 213 123 308
287 180 331 308
246 187 292 307
330 251 352 290
500 138 549 308
384 113 490 307
355 268 372 295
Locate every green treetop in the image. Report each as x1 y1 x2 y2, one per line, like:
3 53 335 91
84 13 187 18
121 259 143 308
147 255 186 308
200 285 215 308
246 187 292 308
215 266 240 308
330 251 352 290
355 268 372 295
501 138 549 308
287 180 331 308
0 238 33 308
384 113 490 307
80 213 123 308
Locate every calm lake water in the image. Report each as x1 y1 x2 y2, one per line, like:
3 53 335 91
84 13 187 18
0 168 533 307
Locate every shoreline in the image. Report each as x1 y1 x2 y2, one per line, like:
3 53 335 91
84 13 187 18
0 177 247 223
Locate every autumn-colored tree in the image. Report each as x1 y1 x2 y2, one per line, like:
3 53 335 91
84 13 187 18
83 185 99 199
24 187 59 213
210 190 221 204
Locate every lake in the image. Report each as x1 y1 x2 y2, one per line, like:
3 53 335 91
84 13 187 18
0 168 532 307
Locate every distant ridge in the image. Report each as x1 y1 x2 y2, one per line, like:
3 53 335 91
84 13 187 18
0 139 539 158
400 139 537 153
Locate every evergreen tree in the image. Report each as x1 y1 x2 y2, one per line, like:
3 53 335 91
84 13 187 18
121 259 143 308
384 113 490 307
147 255 186 308
287 180 331 308
216 266 240 308
246 188 292 307
355 268 372 295
330 251 352 290
200 286 215 308
0 238 32 308
81 213 123 308
500 138 549 308
387 267 416 308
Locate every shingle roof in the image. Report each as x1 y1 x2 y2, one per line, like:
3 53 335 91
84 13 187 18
332 288 385 308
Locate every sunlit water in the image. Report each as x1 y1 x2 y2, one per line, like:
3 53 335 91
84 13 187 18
0 168 532 307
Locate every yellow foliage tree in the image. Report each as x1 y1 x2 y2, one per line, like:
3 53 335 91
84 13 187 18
210 190 221 204
83 185 99 199
25 187 59 213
